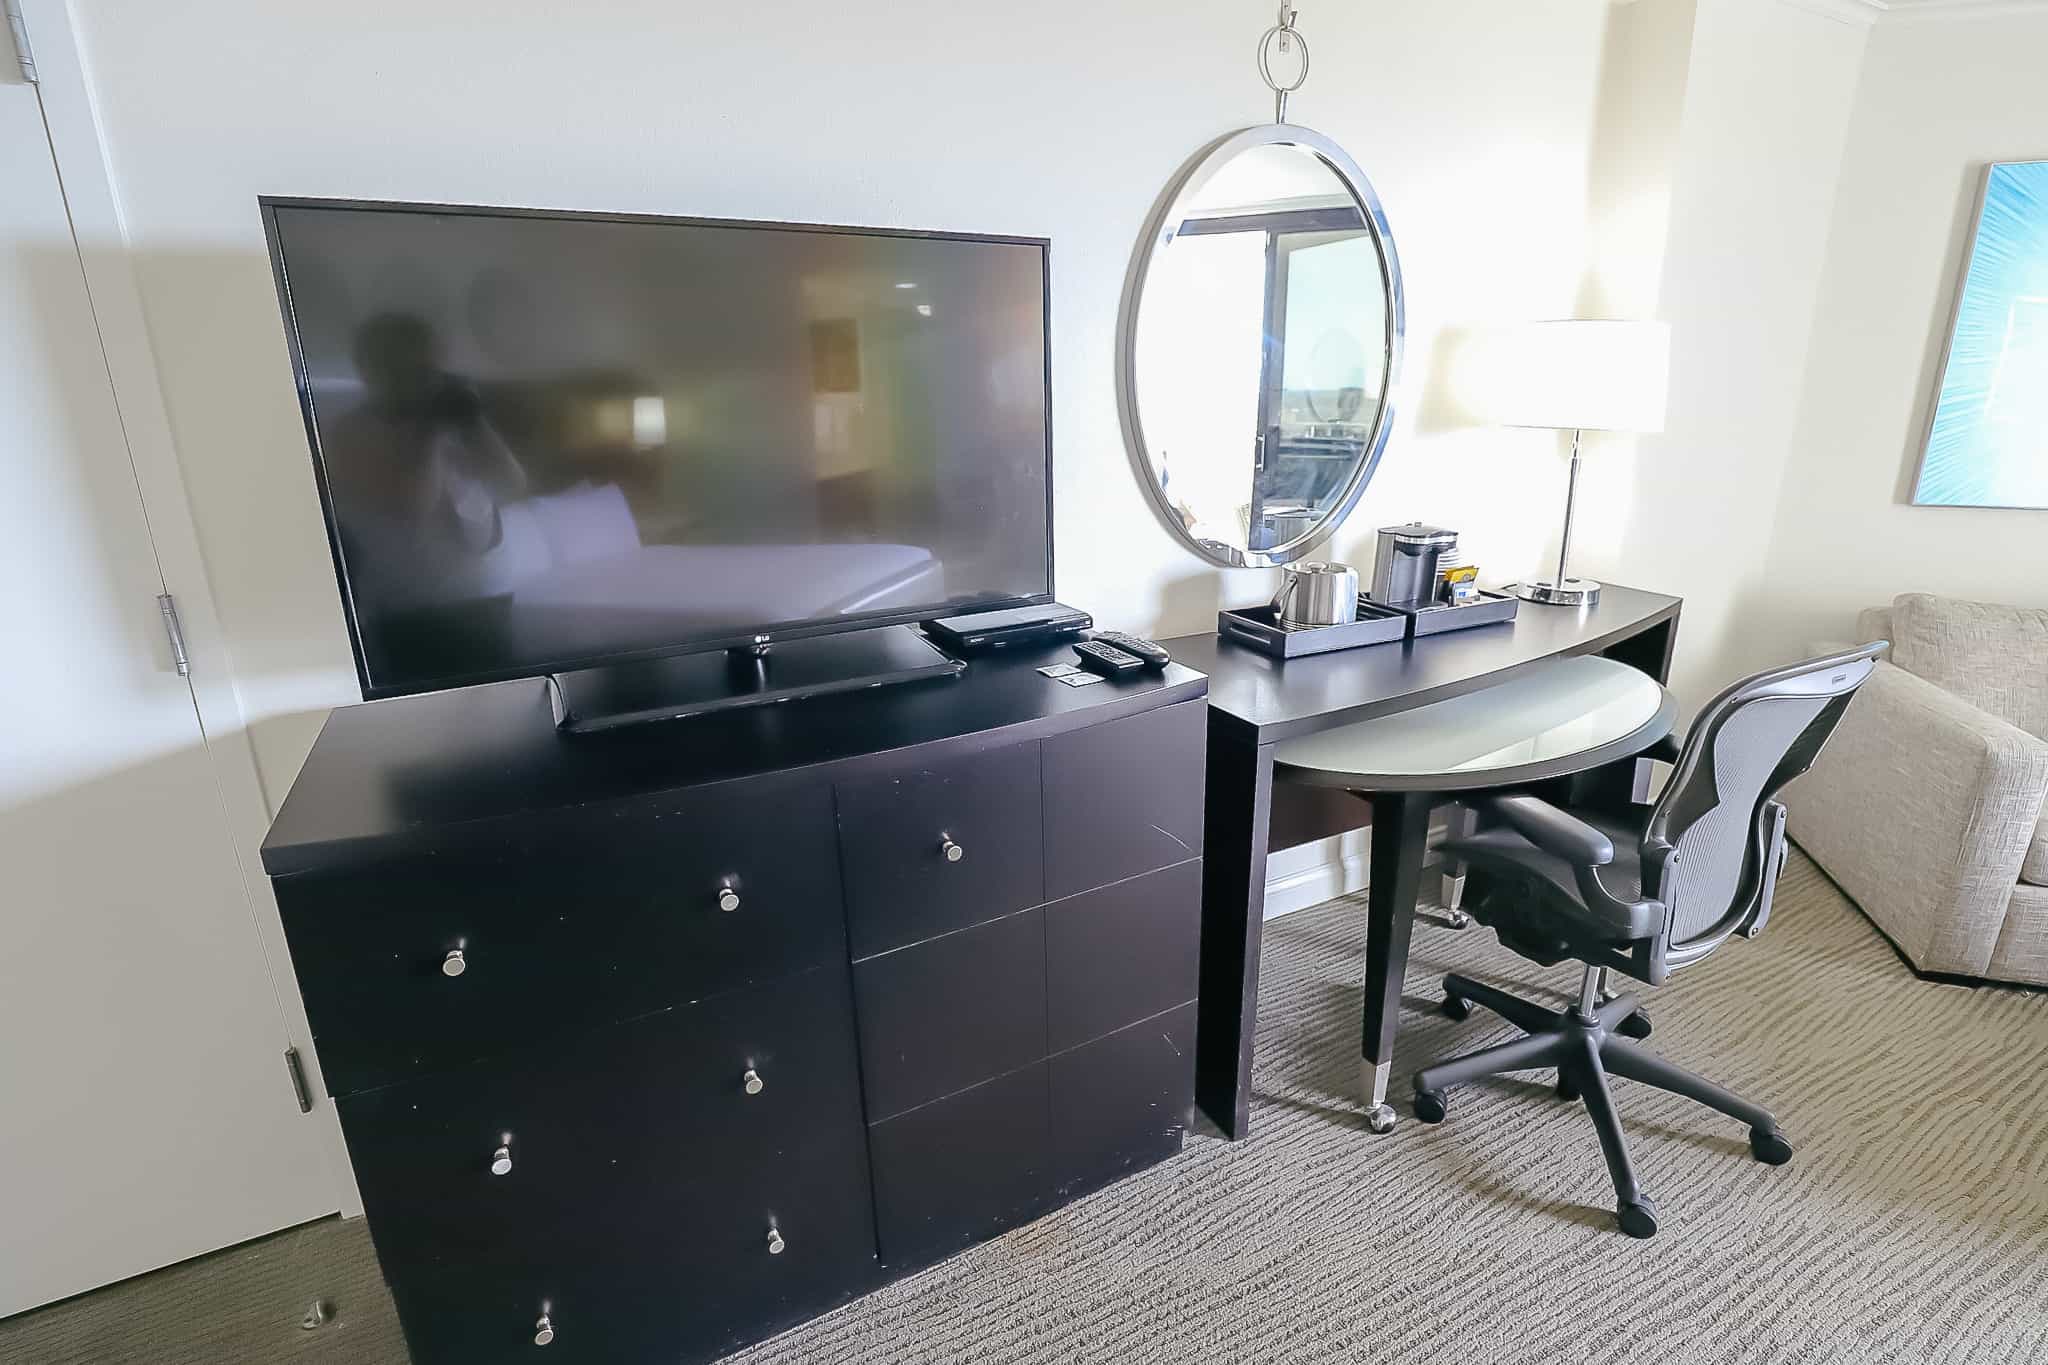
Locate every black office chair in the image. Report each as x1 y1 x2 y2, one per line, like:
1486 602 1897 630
1411 645 1884 1238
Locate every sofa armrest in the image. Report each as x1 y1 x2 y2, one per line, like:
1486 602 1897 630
1857 605 1893 659
1785 660 2048 975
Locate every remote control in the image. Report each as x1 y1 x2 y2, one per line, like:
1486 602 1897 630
1091 631 1171 670
1073 640 1145 677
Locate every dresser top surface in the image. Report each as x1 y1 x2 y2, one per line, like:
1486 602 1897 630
262 637 1206 877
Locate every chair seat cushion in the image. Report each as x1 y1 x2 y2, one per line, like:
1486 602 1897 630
1447 808 1660 962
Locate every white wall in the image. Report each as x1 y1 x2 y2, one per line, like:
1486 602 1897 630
66 0 1615 802
1589 0 1868 708
1758 8 2048 662
1581 0 1697 321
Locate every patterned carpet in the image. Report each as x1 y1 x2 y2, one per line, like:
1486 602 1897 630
6 849 2044 1365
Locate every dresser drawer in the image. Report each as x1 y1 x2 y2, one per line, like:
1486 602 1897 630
852 907 1047 1122
1042 699 1206 899
386 1130 877 1365
866 1061 1052 1270
1045 858 1202 1053
837 743 1043 958
1049 1001 1195 1198
340 964 867 1280
277 783 842 1095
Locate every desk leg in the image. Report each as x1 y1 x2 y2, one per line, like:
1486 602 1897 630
1439 802 1477 930
1194 718 1275 1141
1361 791 1431 1135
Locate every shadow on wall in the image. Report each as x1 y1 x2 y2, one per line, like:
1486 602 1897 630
1720 575 1882 687
1146 569 1227 641
1408 326 1485 436
1889 163 1991 506
127 245 371 801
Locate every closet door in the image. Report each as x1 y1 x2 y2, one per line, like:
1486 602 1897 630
0 58 332 1316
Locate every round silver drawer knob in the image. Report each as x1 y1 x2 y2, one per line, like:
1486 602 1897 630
441 949 467 978
766 1226 785 1255
742 1067 764 1096
489 1144 513 1177
533 1313 554 1347
717 884 741 913
939 834 964 863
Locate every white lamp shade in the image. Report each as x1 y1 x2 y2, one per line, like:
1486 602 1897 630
1461 320 1670 433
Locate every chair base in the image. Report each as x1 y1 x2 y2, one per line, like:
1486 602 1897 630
1414 972 1790 1238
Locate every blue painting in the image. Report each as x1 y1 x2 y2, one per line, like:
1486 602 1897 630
1915 160 2048 508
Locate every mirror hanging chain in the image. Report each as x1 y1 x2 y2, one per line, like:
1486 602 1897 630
1258 4 1310 124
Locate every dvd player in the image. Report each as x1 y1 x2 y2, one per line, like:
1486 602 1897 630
925 602 1093 654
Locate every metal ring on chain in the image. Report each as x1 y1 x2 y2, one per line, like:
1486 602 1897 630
1257 23 1310 97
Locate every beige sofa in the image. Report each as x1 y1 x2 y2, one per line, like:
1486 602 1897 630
1787 593 2048 986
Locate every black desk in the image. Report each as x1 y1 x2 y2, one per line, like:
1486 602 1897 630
1163 584 1681 1139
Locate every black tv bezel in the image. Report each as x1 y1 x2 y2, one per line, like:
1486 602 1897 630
259 195 1056 702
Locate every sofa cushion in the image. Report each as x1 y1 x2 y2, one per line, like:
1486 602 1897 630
2026 810 2048 887
1889 593 2048 740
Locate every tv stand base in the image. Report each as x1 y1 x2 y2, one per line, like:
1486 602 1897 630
545 625 963 734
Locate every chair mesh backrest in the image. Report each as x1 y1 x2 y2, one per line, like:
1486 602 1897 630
1644 648 1880 957
1659 698 1825 943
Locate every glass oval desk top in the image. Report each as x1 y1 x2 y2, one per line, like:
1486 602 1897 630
1272 655 1675 792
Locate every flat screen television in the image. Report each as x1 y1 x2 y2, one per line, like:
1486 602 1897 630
261 198 1054 703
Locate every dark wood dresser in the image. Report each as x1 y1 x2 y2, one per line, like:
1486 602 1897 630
261 640 1208 1364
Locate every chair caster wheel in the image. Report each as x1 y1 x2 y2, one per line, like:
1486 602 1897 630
1749 1127 1793 1165
1445 909 1472 930
1413 1089 1447 1124
1617 1010 1653 1040
1440 994 1473 1022
1364 1104 1397 1135
1556 1073 1580 1102
1617 1197 1659 1239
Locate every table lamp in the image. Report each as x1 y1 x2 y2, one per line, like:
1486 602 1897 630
1469 320 1670 607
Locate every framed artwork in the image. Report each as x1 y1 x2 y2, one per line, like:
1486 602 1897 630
1914 159 2048 509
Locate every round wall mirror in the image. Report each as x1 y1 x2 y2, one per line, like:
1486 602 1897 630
1118 125 1404 567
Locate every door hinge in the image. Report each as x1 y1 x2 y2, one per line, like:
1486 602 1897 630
4 0 36 84
157 593 190 676
284 1046 314 1113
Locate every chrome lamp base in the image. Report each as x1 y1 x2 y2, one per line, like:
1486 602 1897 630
1511 577 1602 607
1517 427 1603 609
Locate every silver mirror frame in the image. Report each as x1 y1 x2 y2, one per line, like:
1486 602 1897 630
1116 123 1405 568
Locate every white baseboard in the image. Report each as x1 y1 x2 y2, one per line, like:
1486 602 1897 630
1263 837 1372 918
1262 821 1448 920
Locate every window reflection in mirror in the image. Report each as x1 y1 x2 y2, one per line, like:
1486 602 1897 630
1132 141 1391 561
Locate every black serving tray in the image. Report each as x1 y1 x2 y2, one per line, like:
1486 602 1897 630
1217 599 1411 659
1386 588 1520 637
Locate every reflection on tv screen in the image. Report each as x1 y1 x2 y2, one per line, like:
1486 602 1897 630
269 204 1052 695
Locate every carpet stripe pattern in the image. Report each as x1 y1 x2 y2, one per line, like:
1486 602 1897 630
4 849 2043 1363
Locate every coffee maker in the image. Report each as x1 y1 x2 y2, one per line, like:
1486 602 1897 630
1367 523 1459 608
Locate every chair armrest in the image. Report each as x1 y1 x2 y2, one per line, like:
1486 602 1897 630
1476 794 1615 866
1785 660 2048 975
1458 794 1662 950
